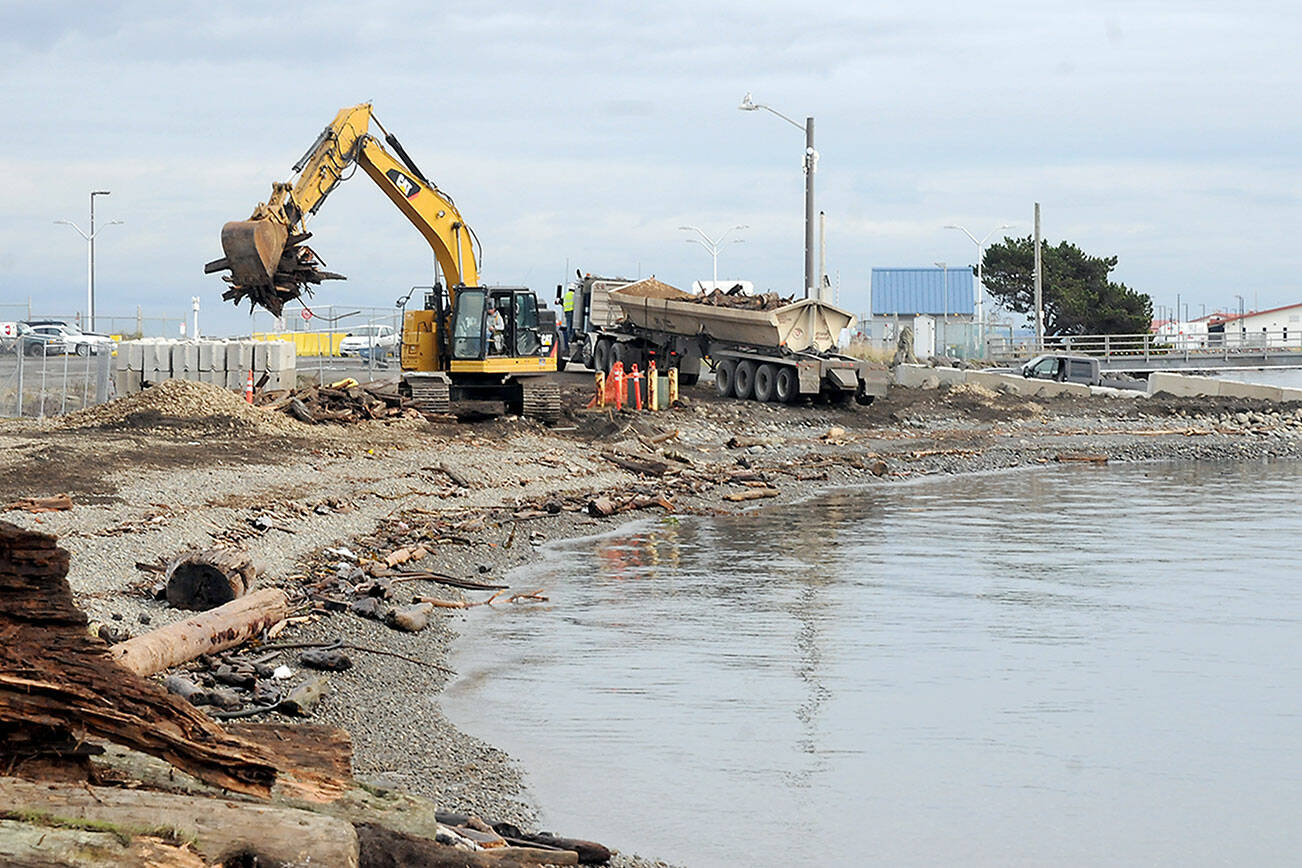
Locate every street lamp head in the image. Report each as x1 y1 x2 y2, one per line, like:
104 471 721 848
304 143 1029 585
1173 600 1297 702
92 190 111 196
108 219 124 226
934 261 947 269
738 92 757 111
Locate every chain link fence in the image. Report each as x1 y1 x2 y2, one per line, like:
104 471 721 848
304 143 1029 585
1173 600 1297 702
0 346 113 419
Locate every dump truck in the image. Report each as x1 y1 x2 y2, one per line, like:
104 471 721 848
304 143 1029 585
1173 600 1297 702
559 275 888 405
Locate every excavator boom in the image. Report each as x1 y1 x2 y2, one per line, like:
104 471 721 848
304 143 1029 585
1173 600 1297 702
206 103 476 316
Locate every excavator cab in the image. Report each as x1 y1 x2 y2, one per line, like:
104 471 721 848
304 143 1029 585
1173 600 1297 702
448 288 552 366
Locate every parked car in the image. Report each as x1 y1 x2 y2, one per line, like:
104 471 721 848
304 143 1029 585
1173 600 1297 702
13 322 66 356
1021 353 1101 386
24 322 116 356
338 324 399 358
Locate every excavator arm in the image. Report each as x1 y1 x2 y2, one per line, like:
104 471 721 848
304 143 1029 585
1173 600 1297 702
205 103 478 315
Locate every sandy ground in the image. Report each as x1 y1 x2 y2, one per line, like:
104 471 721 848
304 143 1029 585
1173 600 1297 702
4 370 1302 865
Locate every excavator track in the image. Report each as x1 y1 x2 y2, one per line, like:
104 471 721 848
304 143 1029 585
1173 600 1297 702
405 376 451 414
520 380 561 425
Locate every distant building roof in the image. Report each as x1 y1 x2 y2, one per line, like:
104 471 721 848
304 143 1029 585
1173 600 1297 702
871 267 974 317
1218 301 1302 324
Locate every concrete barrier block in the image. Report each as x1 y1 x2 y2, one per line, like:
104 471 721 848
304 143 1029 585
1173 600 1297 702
226 342 254 374
170 342 198 375
934 367 966 385
965 371 1012 391
1278 387 1302 403
1218 380 1284 402
252 341 270 371
262 340 295 371
112 368 142 397
198 340 224 372
226 368 250 391
892 364 933 388
141 341 172 374
121 341 144 371
1147 372 1221 397
265 369 297 391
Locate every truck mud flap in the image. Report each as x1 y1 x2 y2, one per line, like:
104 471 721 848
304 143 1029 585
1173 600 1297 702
825 368 858 391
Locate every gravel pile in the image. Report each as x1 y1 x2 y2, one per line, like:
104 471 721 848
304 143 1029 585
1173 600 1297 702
59 379 310 436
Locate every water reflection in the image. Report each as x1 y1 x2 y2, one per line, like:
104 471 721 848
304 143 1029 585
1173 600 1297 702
445 461 1302 868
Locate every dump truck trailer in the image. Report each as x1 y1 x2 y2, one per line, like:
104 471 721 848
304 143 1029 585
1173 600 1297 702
562 276 887 405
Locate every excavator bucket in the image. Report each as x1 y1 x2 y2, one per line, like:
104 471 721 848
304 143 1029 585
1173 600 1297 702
219 218 289 288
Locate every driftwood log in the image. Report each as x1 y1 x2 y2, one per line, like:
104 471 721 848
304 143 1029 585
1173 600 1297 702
0 777 360 867
165 546 257 610
0 521 279 796
0 817 205 867
109 587 290 677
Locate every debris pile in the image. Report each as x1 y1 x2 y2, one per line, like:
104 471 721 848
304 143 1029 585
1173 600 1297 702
256 378 421 424
693 284 794 311
59 378 307 436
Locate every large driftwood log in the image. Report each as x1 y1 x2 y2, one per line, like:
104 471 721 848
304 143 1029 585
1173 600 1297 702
0 521 279 797
357 824 578 867
0 818 205 868
110 587 290 676
0 777 360 868
165 546 257 610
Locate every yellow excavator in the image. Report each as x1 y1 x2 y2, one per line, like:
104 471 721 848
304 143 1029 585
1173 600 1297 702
205 103 560 421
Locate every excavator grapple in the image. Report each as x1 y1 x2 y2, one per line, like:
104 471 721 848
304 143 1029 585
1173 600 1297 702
204 218 343 317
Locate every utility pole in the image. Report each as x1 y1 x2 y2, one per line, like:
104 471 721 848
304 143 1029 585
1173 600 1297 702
1033 202 1043 352
934 261 948 356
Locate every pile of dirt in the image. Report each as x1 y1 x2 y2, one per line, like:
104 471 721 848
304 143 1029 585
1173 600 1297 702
59 379 309 437
615 277 694 300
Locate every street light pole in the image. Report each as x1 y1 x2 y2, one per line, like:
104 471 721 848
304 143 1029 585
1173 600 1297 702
740 93 816 298
56 191 121 332
679 225 747 290
945 222 1012 357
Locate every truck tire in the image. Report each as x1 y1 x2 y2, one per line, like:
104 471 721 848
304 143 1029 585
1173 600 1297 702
715 359 737 397
774 366 798 403
733 360 756 400
753 364 777 402
593 339 613 373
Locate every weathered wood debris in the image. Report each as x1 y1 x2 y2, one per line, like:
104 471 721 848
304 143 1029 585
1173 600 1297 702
693 285 794 311
0 521 611 866
255 379 421 424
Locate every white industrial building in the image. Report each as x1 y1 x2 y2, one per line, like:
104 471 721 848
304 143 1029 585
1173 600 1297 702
1211 303 1302 348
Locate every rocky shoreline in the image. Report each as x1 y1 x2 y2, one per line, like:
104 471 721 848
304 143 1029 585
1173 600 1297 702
4 374 1302 865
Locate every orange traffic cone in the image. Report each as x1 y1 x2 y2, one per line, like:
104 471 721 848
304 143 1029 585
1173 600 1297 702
245 369 254 404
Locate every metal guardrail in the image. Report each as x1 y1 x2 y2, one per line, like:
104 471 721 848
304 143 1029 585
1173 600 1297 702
988 330 1302 366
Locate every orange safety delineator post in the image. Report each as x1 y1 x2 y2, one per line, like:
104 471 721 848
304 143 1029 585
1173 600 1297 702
612 361 625 410
593 370 606 408
630 363 643 411
647 361 658 412
245 369 254 404
668 367 679 405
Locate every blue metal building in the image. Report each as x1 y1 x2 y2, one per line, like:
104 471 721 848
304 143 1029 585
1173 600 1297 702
871 267 974 317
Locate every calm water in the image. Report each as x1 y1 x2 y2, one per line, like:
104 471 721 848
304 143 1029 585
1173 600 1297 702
444 462 1302 866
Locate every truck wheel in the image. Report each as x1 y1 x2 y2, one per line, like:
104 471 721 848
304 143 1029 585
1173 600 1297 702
715 360 737 397
774 366 798 403
753 364 777 402
593 339 613 373
733 360 756 399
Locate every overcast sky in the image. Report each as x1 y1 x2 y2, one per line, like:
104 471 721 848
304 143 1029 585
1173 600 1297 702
2 0 1299 334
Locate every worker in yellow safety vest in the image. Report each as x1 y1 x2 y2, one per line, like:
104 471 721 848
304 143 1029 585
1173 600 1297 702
562 283 576 339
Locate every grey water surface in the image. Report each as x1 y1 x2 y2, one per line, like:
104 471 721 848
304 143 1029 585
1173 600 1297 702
443 461 1302 867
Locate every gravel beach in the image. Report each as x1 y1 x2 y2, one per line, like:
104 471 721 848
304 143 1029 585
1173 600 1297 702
4 372 1301 865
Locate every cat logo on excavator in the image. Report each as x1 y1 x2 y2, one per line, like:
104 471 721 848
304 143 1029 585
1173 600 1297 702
385 169 420 199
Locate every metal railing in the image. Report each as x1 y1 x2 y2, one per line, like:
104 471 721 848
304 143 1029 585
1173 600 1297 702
988 329 1302 365
1 345 113 419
